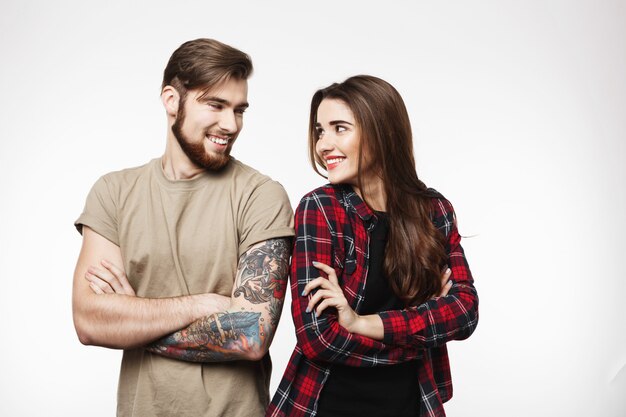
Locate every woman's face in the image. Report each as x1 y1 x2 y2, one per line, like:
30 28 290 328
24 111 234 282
315 98 369 187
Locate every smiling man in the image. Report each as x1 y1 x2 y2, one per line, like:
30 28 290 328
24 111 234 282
72 39 294 417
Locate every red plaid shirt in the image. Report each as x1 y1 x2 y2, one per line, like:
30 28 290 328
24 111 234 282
267 184 478 417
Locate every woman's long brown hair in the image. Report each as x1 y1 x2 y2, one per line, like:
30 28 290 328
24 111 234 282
309 75 448 306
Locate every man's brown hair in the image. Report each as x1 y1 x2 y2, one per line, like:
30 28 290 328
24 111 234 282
162 38 253 102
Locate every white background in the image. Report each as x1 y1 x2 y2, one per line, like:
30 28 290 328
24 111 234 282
1 1 624 416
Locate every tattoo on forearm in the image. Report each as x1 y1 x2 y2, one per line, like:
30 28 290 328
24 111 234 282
147 238 291 362
267 297 282 329
147 311 262 362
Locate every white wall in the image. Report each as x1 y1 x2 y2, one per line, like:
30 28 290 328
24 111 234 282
1 1 624 415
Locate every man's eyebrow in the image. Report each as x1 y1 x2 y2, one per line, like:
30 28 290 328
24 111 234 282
200 96 249 109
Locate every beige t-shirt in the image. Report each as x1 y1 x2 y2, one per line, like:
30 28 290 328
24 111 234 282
75 157 294 417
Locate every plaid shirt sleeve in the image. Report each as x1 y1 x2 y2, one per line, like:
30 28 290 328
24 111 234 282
292 192 423 366
378 197 479 347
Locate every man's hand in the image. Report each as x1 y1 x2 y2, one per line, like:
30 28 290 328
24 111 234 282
86 259 230 314
73 226 229 349
85 259 136 296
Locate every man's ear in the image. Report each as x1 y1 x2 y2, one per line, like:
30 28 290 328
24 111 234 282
161 86 180 117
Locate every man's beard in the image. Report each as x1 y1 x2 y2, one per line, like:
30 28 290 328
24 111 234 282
171 105 232 171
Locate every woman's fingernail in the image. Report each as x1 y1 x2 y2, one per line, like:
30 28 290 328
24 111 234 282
305 306 311 313
312 261 319 266
446 268 451 274
301 290 307 296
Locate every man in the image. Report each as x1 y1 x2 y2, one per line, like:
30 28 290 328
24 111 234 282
72 38 294 417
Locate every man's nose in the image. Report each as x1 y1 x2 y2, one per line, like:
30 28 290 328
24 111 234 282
218 110 238 133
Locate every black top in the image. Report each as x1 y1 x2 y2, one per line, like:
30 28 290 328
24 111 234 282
315 212 420 417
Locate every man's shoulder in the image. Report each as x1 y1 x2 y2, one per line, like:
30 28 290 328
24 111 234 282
228 158 285 191
84 160 155 203
90 160 162 202
98 159 155 187
229 158 268 179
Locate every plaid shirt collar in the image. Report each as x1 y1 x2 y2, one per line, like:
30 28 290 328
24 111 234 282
338 184 375 222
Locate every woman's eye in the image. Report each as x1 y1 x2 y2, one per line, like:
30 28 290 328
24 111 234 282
336 125 347 133
316 129 324 139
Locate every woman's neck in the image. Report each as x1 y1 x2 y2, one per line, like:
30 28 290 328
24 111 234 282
354 176 386 212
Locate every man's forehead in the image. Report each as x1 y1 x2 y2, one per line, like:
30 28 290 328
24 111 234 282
196 78 248 104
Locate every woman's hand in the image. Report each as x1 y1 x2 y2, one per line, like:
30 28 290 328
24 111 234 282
302 261 359 332
302 261 454 338
438 267 453 297
85 259 136 296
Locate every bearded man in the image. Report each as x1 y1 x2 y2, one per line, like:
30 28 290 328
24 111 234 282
72 38 294 417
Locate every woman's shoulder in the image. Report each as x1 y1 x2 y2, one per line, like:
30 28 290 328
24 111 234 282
298 184 346 206
294 184 353 225
425 188 457 234
424 188 451 209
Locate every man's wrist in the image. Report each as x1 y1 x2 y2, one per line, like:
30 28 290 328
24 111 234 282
190 293 231 319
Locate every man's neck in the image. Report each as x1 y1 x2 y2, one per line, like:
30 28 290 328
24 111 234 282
161 136 205 180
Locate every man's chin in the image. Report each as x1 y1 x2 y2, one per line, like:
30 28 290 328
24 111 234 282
196 152 231 171
207 157 231 171
173 129 232 171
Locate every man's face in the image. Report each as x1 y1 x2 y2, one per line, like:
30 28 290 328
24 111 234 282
172 77 249 171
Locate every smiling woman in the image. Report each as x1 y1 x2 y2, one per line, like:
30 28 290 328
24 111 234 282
267 75 479 417
314 99 363 190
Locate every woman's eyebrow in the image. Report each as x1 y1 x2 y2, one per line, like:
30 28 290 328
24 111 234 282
329 120 353 126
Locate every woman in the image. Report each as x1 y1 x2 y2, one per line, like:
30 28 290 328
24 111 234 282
267 75 478 417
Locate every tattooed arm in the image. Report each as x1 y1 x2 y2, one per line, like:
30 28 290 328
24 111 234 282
146 237 291 362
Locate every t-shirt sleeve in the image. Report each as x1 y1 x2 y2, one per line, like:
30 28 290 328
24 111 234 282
238 179 294 257
74 175 119 246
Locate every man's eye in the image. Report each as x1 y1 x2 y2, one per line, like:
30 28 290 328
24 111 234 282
208 103 223 110
235 108 246 115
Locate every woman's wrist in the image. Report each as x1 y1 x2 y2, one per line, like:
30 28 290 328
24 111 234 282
348 314 384 341
342 312 361 334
